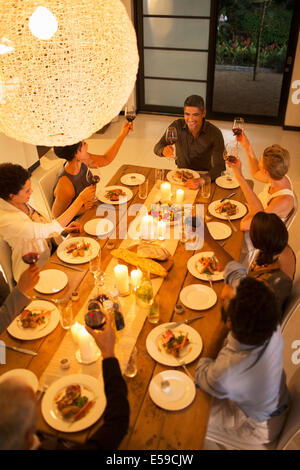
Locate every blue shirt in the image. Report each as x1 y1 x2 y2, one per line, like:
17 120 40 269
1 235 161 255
195 326 289 422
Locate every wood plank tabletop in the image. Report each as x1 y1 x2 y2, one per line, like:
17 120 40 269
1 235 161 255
0 164 251 450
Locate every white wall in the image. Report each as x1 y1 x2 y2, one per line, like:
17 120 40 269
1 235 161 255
0 133 38 169
285 31 300 128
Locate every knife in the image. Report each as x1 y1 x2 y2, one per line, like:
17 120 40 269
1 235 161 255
169 314 204 329
32 295 59 304
220 192 237 203
5 345 37 356
50 260 84 272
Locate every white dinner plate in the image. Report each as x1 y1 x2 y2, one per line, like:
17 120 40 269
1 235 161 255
7 300 60 340
149 370 196 411
146 323 203 367
167 169 199 186
34 270 68 294
96 185 133 205
57 237 100 264
0 369 39 392
84 218 114 237
207 221 232 240
187 252 224 282
208 199 247 220
179 284 217 310
41 374 106 433
215 175 240 189
120 173 145 186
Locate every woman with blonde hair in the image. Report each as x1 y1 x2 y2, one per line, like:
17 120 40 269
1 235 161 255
227 132 294 232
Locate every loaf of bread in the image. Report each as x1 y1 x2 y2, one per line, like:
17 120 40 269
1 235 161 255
111 248 167 278
137 244 169 261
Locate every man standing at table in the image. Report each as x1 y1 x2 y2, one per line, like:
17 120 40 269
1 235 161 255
195 277 289 448
153 95 225 188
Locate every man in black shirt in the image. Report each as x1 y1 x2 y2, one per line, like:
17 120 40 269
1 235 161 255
154 95 225 188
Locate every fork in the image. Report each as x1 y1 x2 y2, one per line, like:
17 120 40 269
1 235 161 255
177 359 195 383
36 375 56 401
206 273 214 290
226 215 237 232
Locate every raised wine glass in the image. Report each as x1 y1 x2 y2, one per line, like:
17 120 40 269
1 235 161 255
223 143 238 181
165 126 178 160
125 105 136 123
86 168 100 186
232 117 245 137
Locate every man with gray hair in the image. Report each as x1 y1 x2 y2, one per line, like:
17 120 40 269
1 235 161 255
154 95 225 188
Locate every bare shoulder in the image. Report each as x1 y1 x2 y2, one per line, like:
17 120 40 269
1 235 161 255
54 175 75 198
279 245 296 279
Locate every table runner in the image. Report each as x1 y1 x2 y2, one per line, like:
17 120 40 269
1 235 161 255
39 181 200 385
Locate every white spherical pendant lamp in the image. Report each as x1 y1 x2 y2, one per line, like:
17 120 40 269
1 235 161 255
0 0 139 146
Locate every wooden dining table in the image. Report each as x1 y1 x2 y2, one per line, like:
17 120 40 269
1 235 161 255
0 164 250 450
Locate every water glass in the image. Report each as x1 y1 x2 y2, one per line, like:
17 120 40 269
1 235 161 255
124 346 138 378
89 251 104 289
59 298 73 330
201 174 211 199
139 179 148 199
155 168 164 187
148 295 160 324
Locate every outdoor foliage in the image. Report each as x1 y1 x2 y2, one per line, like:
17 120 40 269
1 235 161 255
216 0 293 72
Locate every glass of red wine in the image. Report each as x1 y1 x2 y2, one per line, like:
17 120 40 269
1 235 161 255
125 105 136 123
86 169 100 186
232 117 245 137
165 126 178 159
22 240 41 266
223 143 238 181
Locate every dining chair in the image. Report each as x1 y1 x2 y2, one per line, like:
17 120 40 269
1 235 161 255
0 237 15 291
281 276 300 333
204 367 300 450
35 160 64 220
285 192 298 231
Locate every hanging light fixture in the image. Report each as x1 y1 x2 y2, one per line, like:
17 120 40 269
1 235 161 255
0 0 139 146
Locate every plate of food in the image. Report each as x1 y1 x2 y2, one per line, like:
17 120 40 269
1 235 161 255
215 175 240 189
84 218 114 237
146 323 203 366
149 370 196 411
41 374 106 433
97 185 133 205
167 169 199 186
120 173 146 186
187 252 224 281
34 270 68 294
208 199 247 220
206 222 232 240
0 369 39 392
7 300 60 340
179 284 217 310
57 237 100 264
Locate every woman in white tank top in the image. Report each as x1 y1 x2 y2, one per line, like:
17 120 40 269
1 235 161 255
226 132 294 232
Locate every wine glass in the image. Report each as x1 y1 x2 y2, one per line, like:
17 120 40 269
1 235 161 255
223 143 238 181
86 168 100 186
21 239 42 266
125 105 136 123
232 117 245 137
165 126 178 159
89 251 104 292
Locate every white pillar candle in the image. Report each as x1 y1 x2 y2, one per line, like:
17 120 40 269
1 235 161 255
176 188 184 203
160 182 171 202
78 328 97 363
71 321 82 344
140 214 154 240
157 220 166 240
114 264 129 295
131 268 143 289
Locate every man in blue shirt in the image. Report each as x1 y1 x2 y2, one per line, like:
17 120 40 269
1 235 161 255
196 277 289 447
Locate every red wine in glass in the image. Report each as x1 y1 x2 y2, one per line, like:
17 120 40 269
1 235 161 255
125 114 136 123
232 127 242 136
86 170 100 185
22 252 40 265
226 155 238 163
166 127 178 146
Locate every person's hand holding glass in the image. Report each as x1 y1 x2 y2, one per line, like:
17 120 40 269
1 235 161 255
163 126 178 160
223 143 238 182
89 250 104 293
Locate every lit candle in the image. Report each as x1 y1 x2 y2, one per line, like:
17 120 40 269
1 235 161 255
140 214 154 240
78 328 97 363
71 322 82 344
176 188 184 203
114 264 129 295
131 269 143 289
160 182 171 202
157 220 166 240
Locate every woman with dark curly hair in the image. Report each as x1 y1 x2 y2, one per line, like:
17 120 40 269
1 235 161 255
0 163 95 281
